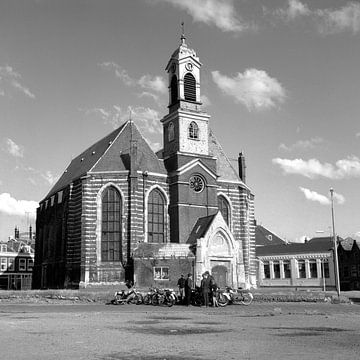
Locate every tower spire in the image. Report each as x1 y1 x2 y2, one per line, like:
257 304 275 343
180 21 186 45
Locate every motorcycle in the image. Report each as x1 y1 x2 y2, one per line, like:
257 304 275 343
151 288 176 307
220 287 253 306
191 286 203 306
143 287 157 305
112 287 143 305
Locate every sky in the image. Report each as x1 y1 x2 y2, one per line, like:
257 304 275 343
0 0 359 242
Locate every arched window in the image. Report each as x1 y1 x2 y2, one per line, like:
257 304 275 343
101 187 122 261
184 73 196 101
218 195 230 225
148 189 165 243
188 121 199 139
170 75 178 105
168 122 174 142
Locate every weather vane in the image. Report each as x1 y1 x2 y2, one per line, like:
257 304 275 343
181 21 186 44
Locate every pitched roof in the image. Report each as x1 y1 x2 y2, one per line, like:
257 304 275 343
208 129 250 189
45 121 166 199
256 225 286 246
256 237 335 256
187 213 217 244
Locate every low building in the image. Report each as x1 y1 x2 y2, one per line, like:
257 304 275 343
0 227 35 290
256 237 337 290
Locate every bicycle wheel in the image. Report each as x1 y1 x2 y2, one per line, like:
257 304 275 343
240 293 253 306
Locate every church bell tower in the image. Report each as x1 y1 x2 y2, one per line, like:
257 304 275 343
161 28 218 244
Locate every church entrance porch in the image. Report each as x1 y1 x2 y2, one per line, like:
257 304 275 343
211 262 231 289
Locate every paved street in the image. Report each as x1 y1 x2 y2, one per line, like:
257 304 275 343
1 302 360 360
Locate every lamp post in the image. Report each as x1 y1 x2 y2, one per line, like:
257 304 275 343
330 188 340 297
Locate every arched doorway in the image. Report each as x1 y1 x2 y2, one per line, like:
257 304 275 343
211 265 228 289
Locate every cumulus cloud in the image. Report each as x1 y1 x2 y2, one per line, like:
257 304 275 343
41 170 58 185
99 62 166 100
273 156 360 179
0 65 35 99
154 0 250 33
0 193 38 217
274 0 360 35
3 138 24 158
212 69 286 111
84 105 162 151
279 137 323 151
299 187 345 205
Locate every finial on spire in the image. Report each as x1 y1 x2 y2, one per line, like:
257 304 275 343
181 21 186 45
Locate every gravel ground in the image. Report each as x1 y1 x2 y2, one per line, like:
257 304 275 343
1 302 360 360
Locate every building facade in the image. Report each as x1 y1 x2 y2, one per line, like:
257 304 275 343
256 237 336 290
33 34 256 289
338 238 360 290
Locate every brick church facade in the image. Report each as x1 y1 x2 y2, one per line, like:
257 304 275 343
33 34 256 290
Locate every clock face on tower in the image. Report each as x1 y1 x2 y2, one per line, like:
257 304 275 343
189 175 205 193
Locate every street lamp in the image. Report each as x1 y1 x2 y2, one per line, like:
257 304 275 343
330 188 340 297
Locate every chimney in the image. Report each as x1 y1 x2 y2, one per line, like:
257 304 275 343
238 152 246 183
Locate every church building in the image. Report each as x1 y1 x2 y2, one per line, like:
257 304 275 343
33 34 256 290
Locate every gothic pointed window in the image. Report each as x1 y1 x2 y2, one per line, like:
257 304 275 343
148 189 165 243
101 186 122 261
170 75 178 105
218 195 230 225
184 73 196 101
188 121 199 139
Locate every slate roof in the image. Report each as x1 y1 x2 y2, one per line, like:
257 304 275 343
187 213 217 244
256 237 336 256
256 225 286 246
45 121 166 199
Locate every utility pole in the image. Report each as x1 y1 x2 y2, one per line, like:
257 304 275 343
330 188 340 297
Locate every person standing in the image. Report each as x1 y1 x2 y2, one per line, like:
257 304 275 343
184 273 193 306
177 274 186 304
201 271 211 307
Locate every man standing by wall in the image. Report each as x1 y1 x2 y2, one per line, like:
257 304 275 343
177 274 185 304
184 273 193 306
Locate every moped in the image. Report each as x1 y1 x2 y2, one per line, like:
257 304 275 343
220 287 253 306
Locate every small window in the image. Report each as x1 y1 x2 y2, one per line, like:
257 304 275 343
8 258 15 271
283 260 291 278
58 191 63 204
27 259 34 271
188 121 199 140
1 244 7 252
309 260 317 278
19 258 26 271
50 196 55 206
351 265 357 277
154 267 169 280
298 260 306 278
263 261 270 279
168 122 174 142
273 261 280 279
1 258 7 271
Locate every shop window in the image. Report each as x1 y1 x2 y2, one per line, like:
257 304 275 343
283 260 291 278
153 267 169 280
263 262 270 279
273 261 280 278
298 260 306 278
309 260 317 278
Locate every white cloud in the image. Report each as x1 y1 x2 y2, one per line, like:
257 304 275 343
41 171 58 185
212 69 286 111
155 0 250 33
274 1 360 35
273 156 360 179
0 193 38 217
99 62 166 100
279 137 323 151
299 187 345 205
84 105 162 149
0 65 35 99
3 138 24 158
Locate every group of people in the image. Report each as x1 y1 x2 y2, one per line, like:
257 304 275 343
177 271 218 307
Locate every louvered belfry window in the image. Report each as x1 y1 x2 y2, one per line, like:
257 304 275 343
184 73 196 101
101 186 122 261
170 75 178 105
